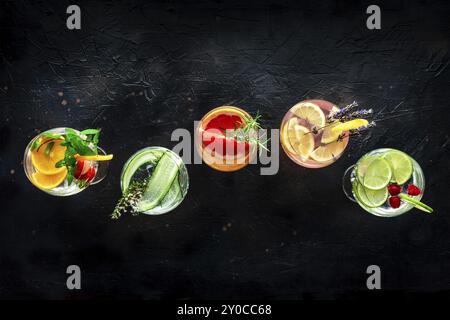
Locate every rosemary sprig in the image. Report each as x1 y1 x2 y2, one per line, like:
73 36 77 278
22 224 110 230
111 180 147 219
227 111 270 153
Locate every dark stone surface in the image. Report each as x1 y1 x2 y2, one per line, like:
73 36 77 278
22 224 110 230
0 0 449 299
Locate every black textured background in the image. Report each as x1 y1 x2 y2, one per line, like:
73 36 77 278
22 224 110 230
0 0 449 299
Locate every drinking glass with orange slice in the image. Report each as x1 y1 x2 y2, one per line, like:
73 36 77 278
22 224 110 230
195 106 264 172
280 100 375 168
23 127 113 196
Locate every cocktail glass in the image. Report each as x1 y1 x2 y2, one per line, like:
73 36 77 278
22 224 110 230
23 127 109 196
280 99 349 168
119 147 189 215
342 148 426 217
195 106 258 172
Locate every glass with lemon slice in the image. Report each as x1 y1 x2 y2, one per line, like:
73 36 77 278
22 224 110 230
23 128 111 196
342 148 431 217
280 99 354 168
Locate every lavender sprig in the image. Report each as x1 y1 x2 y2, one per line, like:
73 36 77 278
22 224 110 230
349 121 376 135
327 101 358 123
340 108 373 122
335 121 376 142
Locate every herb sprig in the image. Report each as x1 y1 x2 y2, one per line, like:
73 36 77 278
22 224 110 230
305 101 376 143
227 111 270 153
111 180 147 219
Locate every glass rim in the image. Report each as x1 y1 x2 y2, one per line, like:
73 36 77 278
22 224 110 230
280 99 350 169
119 146 189 215
347 148 425 217
23 127 108 196
195 105 258 171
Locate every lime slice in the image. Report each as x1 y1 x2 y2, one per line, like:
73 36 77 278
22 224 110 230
356 155 376 182
399 194 433 213
354 182 388 208
383 150 412 185
361 157 392 190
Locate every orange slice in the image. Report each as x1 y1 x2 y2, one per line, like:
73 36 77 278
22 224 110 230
32 169 67 190
31 139 67 175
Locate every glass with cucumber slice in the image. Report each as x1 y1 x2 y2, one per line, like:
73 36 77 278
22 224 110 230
112 147 189 219
343 148 432 217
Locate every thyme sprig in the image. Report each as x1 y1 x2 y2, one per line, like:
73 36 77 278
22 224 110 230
111 180 147 219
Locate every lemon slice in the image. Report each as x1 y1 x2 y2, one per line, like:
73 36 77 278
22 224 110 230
32 169 67 190
321 121 343 144
291 102 325 128
287 124 314 159
331 119 369 134
281 118 298 154
31 139 67 175
310 140 346 162
75 154 114 161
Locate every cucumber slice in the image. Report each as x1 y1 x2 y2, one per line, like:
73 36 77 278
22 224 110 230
122 149 164 191
137 152 180 212
160 175 181 208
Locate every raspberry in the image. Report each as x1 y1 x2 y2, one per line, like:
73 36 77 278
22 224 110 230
387 183 402 196
389 196 401 209
407 184 421 196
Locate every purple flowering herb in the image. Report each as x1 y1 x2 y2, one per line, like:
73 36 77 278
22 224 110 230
340 108 373 122
327 101 358 123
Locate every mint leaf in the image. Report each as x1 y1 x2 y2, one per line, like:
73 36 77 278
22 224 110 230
57 128 104 185
80 129 100 135
55 160 65 168
31 139 40 151
92 129 101 145
44 141 55 156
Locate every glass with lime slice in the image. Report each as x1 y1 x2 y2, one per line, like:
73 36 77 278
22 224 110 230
342 148 427 217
